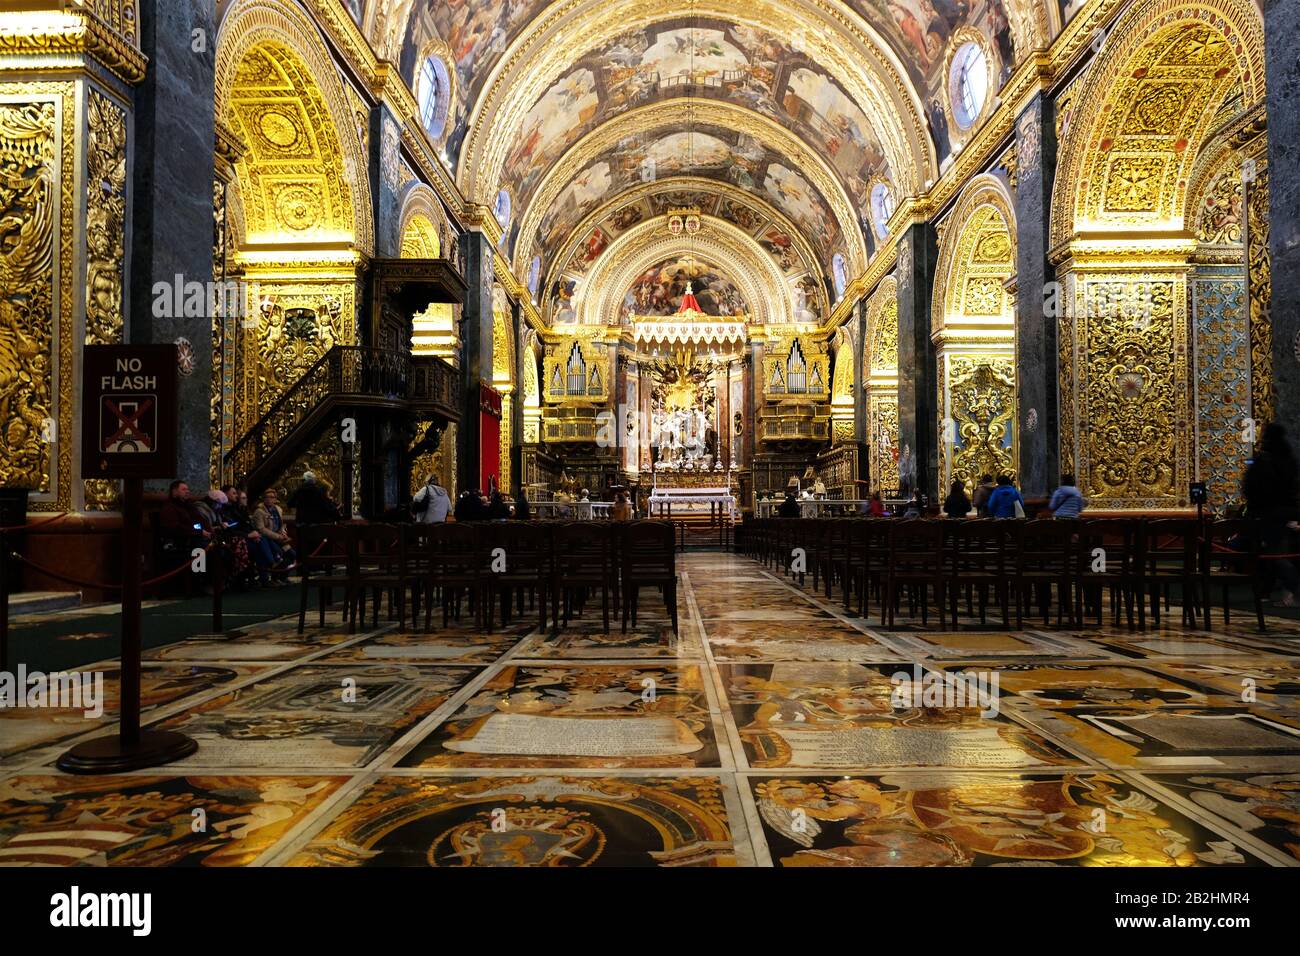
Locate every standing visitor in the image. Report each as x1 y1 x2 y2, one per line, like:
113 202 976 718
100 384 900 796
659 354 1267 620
612 490 632 521
867 491 887 517
1048 475 1088 519
986 475 1024 518
1243 423 1300 606
288 471 340 527
411 475 451 524
943 479 972 519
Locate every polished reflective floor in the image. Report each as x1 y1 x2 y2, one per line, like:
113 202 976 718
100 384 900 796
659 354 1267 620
3 550 1300 866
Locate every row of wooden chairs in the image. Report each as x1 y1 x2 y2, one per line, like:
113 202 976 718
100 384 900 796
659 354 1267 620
741 516 1272 630
295 520 679 636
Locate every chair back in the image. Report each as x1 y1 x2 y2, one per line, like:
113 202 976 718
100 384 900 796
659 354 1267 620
1016 519 1076 575
622 520 675 582
297 524 352 576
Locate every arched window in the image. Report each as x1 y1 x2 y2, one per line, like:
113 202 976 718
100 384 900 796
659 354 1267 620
493 189 512 232
870 182 895 240
831 255 848 299
417 55 449 139
527 256 542 299
950 42 989 130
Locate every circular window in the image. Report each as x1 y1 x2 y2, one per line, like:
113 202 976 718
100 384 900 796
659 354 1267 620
493 189 512 231
417 55 449 139
870 182 895 240
950 42 989 130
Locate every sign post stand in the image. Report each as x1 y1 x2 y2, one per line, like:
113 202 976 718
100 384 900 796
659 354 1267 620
58 345 197 774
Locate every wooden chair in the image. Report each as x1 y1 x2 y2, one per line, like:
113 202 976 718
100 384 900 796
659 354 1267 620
621 520 678 635
425 523 484 630
296 524 354 634
553 522 613 633
351 524 408 630
844 518 891 619
481 522 553 631
883 520 948 627
952 519 1011 626
1076 518 1140 628
1013 519 1078 627
1140 518 1200 627
1197 519 1266 631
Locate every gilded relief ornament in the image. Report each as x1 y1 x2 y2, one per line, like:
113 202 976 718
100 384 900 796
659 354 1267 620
85 90 127 347
948 358 1016 489
0 101 57 491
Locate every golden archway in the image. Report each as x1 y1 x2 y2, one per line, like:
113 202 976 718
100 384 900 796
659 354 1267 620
932 175 1017 493
864 276 899 494
1049 0 1265 510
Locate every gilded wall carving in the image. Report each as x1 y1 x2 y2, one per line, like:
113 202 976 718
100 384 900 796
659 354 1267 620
947 356 1016 491
868 394 899 495
0 99 56 492
1192 273 1248 511
1245 161 1273 425
84 89 126 347
1077 277 1188 507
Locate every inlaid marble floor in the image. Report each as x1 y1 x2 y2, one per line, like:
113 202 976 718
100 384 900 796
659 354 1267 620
3 550 1300 867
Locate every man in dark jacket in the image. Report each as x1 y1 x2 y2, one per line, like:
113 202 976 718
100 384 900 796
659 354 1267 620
287 471 340 527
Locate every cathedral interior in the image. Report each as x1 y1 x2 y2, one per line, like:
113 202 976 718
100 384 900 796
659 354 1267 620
2 0 1300 894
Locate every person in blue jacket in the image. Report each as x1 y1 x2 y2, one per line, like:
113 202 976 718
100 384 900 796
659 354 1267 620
986 474 1024 518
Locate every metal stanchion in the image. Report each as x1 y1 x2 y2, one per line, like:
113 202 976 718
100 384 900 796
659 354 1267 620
57 479 197 773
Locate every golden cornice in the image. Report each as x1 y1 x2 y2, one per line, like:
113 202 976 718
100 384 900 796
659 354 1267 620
1223 101 1267 151
493 253 545 332
1051 233 1200 269
546 176 825 306
0 9 148 83
458 0 934 204
513 98 869 280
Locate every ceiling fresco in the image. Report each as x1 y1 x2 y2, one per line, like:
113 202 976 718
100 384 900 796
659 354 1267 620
374 0 1051 301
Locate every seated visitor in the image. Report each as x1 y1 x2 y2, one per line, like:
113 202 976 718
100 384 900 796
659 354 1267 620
777 492 800 518
252 488 295 585
454 489 488 521
513 490 532 520
902 491 926 518
973 473 996 517
986 475 1024 518
487 491 511 521
1048 474 1087 519
867 491 887 517
611 490 632 520
943 479 972 519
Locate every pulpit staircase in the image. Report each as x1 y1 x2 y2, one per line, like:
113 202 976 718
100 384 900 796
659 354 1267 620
222 345 459 497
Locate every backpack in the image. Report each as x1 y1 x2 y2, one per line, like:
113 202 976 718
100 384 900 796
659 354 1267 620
411 487 432 517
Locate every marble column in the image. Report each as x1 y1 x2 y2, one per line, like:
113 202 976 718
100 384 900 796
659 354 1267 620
1012 94 1059 498
854 298 869 446
895 222 939 498
370 104 403 259
130 0 217 490
457 229 495 493
1265 0 1300 428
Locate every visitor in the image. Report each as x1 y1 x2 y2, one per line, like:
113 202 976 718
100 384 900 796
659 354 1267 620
288 471 340 527
902 490 926 518
411 474 451 524
486 491 511 521
157 480 207 578
777 491 800 518
972 473 996 517
454 489 487 521
1243 422 1300 606
612 490 632 521
1048 474 1088 519
986 474 1025 518
867 491 887 517
943 479 972 519
210 488 254 588
252 488 295 586
514 489 532 520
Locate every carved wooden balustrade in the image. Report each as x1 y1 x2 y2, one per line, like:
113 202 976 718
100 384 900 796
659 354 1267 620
224 346 459 494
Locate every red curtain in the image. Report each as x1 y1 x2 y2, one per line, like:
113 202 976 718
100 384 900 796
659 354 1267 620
479 383 503 494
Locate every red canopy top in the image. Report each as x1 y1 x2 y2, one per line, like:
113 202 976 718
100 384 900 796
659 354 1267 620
677 282 702 315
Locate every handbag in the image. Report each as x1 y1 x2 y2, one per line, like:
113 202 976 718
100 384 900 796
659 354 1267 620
1013 499 1026 519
